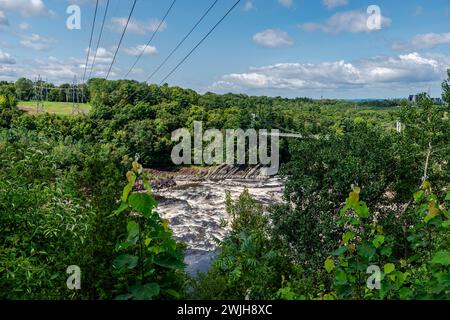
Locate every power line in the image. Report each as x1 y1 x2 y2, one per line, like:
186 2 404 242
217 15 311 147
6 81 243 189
82 0 100 84
106 0 138 80
146 0 220 83
88 0 111 80
123 0 177 79
158 0 241 85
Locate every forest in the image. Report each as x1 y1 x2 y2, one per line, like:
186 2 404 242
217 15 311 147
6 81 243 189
0 73 449 300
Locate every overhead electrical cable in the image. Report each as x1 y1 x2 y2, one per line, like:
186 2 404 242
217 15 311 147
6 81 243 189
88 0 111 80
145 0 220 83
106 0 138 79
158 0 241 85
123 0 177 79
82 0 100 84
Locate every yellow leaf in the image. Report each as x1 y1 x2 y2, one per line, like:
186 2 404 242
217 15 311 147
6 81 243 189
428 203 440 217
421 181 431 190
349 192 359 205
162 219 171 232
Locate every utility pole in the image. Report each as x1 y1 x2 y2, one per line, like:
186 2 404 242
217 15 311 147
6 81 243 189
72 75 81 115
35 75 45 113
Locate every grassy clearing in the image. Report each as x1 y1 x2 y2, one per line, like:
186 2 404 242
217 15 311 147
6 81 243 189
18 101 92 115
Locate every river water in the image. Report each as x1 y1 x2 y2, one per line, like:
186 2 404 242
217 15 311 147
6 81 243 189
153 177 284 275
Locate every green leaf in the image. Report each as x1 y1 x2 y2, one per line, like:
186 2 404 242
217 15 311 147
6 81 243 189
445 191 450 201
357 243 376 259
114 254 138 270
342 231 355 244
128 193 157 217
127 221 139 244
392 271 407 287
442 220 450 228
131 283 160 300
324 257 335 273
339 204 351 216
143 180 153 192
432 251 450 266
122 177 136 203
354 201 369 218
108 202 129 218
164 289 181 300
335 269 348 285
154 255 185 270
384 263 395 275
413 190 424 203
332 246 348 256
372 235 385 248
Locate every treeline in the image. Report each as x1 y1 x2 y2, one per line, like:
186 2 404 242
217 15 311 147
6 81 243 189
0 78 89 103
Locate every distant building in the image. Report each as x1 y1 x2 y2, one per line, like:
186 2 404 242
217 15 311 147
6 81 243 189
408 95 443 105
408 95 418 103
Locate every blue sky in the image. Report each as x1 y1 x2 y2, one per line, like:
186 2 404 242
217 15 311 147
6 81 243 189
1 0 450 99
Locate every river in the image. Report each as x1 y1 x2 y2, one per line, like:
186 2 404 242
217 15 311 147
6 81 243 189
153 176 284 275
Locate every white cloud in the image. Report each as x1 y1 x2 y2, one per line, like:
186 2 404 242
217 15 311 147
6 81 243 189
212 52 448 92
300 10 391 33
278 0 293 8
0 50 15 64
108 17 167 35
20 33 55 51
322 0 349 9
393 32 450 51
243 1 254 11
85 47 113 65
0 0 53 17
123 44 158 57
18 22 31 30
0 10 8 28
253 29 294 48
0 53 122 83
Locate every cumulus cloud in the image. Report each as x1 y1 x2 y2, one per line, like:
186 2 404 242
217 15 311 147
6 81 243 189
0 53 122 83
108 17 167 35
393 32 450 51
253 29 294 48
20 33 56 51
212 52 448 92
278 0 293 8
0 50 15 64
0 10 8 28
322 0 349 9
0 0 53 17
85 47 113 65
300 10 391 33
18 22 31 30
123 44 157 57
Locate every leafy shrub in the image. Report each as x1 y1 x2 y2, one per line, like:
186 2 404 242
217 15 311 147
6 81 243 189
111 160 186 300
